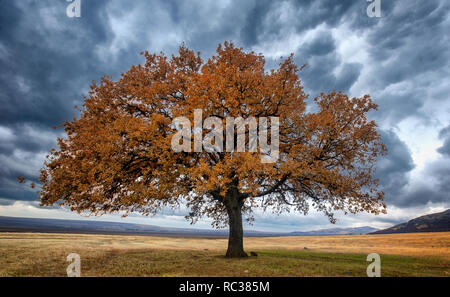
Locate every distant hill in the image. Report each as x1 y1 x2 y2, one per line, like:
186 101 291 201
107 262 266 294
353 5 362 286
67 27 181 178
372 209 450 234
289 226 378 236
0 216 231 237
0 216 378 237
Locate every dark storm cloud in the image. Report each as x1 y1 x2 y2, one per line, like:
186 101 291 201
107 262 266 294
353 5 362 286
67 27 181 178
303 32 336 56
240 0 273 47
0 0 116 127
291 29 361 94
300 59 362 95
396 160 450 207
376 130 415 204
374 126 450 208
0 125 58 155
437 125 450 157
364 0 450 123
244 0 366 45
375 89 427 126
282 31 361 94
383 126 450 208
0 0 117 201
291 0 362 32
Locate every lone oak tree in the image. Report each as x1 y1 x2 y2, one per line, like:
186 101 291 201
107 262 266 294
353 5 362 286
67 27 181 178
39 42 386 258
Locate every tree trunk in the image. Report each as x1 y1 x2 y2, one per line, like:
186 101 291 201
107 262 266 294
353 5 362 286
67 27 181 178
225 191 247 258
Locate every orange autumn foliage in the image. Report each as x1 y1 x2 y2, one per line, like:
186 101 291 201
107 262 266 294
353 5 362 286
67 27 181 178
39 41 386 232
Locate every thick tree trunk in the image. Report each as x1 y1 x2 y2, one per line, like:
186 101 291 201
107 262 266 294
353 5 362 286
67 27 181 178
224 191 247 258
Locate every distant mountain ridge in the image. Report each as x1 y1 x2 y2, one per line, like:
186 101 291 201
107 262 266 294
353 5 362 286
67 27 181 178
0 216 379 237
289 226 378 236
0 216 232 237
372 209 450 234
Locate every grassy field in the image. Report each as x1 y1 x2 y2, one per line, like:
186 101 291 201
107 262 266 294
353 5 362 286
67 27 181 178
0 232 448 277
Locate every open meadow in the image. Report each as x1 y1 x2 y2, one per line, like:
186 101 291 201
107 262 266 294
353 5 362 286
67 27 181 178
0 232 448 277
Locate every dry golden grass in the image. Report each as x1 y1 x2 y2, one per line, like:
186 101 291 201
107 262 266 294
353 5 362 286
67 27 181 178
0 232 448 276
245 232 450 259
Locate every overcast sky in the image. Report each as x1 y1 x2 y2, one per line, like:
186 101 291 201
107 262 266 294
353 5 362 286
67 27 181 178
0 0 449 232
